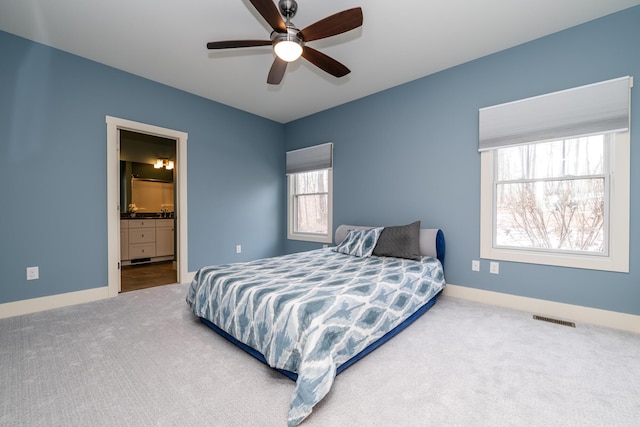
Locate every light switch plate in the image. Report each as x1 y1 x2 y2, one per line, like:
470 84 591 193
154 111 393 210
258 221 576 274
490 262 500 274
472 260 480 271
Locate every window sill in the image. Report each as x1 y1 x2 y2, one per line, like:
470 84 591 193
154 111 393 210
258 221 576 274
287 232 332 244
480 246 628 273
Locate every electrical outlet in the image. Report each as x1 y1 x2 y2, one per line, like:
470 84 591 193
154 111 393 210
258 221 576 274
471 260 480 271
26 266 39 280
236 245 242 254
490 261 500 274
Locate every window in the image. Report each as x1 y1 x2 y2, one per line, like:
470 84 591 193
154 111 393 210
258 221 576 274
479 77 631 272
495 135 607 254
287 143 333 243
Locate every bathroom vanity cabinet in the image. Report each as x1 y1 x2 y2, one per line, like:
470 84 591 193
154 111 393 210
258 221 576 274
120 218 174 265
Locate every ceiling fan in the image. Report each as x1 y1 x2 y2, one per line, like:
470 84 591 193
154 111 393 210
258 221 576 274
206 0 363 85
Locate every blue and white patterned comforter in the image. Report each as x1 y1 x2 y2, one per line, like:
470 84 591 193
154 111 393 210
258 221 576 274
186 248 446 426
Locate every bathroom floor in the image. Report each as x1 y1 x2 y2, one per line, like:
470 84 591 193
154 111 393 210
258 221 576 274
120 261 177 293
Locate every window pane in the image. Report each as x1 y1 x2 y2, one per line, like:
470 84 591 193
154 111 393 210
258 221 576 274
295 194 328 234
288 167 332 242
496 178 605 253
294 170 328 195
497 136 604 181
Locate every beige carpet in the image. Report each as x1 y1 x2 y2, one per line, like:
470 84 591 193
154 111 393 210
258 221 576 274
1 282 639 426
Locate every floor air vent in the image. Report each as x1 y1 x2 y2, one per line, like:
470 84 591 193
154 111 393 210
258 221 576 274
533 315 576 328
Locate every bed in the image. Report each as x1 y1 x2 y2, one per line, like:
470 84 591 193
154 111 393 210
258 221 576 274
186 222 446 426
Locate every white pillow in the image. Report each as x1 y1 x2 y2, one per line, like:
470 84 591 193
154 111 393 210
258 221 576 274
333 227 384 257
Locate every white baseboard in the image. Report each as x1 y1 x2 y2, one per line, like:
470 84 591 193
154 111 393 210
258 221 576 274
443 284 640 334
0 287 111 319
0 271 198 320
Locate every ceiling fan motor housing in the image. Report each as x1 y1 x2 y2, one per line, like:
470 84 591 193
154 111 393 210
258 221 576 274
271 27 303 45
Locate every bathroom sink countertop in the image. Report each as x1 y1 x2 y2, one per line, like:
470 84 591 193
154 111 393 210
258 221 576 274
121 213 175 219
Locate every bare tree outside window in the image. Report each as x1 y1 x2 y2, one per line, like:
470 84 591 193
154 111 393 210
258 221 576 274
293 170 328 234
495 135 606 254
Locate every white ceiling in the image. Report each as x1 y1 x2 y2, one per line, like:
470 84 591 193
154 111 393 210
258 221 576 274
1 0 639 123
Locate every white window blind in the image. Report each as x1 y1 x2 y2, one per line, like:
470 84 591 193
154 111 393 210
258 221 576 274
286 142 333 174
479 76 631 151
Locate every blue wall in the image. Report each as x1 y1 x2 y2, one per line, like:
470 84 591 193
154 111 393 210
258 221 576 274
2 6 639 316
0 31 285 304
284 7 640 316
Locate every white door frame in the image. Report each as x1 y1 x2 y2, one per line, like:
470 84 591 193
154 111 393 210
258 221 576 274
106 116 189 297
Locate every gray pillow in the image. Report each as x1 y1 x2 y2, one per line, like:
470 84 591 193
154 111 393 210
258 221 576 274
373 221 421 261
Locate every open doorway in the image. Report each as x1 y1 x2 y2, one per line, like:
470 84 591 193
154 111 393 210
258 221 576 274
119 130 177 292
106 116 189 298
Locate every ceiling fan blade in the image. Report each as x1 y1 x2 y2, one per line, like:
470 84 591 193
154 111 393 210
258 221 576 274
302 46 350 78
249 0 287 33
300 8 363 42
267 57 288 85
207 40 272 49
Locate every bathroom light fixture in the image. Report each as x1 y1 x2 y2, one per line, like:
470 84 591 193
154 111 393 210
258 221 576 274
154 158 174 170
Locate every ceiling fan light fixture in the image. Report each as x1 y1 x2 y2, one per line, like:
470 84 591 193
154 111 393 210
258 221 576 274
274 39 303 62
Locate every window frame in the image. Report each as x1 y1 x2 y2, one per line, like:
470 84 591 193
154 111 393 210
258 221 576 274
287 168 333 243
480 131 629 272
